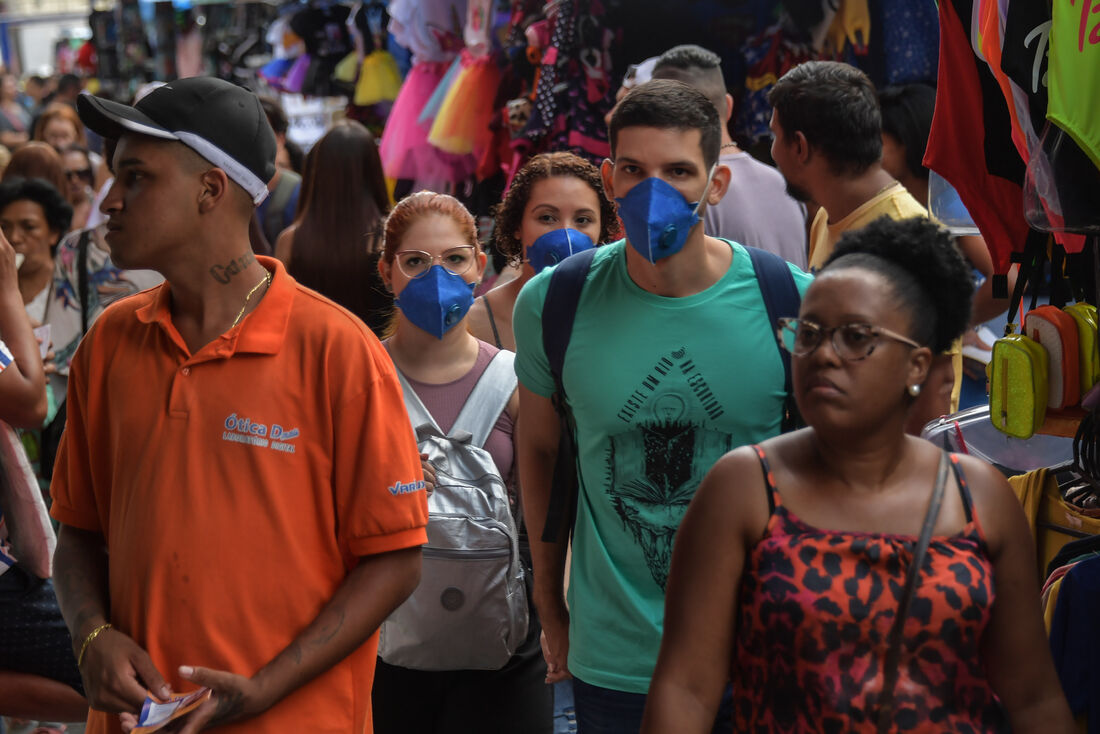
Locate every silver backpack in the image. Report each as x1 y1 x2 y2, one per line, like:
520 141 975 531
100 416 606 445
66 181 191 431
379 351 529 670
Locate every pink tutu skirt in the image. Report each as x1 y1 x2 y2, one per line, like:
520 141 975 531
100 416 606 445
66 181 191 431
380 60 476 183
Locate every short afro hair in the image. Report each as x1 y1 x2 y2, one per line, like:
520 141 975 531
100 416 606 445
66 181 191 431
0 177 74 243
824 216 973 353
492 152 619 266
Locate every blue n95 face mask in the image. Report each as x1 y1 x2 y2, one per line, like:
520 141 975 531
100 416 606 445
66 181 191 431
394 265 476 339
614 169 713 264
526 228 595 273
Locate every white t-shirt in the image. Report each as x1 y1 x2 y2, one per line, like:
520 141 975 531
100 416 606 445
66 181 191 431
705 151 808 270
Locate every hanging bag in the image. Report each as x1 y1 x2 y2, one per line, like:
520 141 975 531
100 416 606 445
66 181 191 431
1063 302 1099 394
1025 304 1081 409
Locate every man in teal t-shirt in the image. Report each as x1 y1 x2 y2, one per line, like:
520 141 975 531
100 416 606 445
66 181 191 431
514 79 812 731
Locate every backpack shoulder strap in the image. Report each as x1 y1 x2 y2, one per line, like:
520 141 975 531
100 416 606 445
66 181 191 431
539 247 595 543
451 350 517 448
394 368 442 435
745 245 802 432
542 247 597 389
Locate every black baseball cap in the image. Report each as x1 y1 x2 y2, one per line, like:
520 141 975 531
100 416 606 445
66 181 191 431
77 77 277 205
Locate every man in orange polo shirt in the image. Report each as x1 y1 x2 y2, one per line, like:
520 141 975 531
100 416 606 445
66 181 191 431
48 77 428 734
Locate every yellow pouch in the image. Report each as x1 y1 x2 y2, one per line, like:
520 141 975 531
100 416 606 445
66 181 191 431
1064 302 1099 393
988 334 1049 438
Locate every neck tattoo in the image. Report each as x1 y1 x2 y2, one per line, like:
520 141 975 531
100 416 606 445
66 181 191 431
232 271 272 328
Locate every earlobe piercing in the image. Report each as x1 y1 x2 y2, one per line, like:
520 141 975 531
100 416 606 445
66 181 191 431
907 383 922 397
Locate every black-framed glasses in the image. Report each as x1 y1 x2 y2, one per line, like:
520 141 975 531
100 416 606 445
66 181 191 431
394 245 477 279
66 168 93 183
777 317 921 362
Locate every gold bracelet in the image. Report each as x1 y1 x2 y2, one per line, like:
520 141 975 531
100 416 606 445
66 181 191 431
77 623 112 668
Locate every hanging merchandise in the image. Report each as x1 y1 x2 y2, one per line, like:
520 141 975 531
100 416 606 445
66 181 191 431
429 53 501 155
987 0 1094 244
355 50 404 106
513 0 616 166
283 53 312 94
924 0 1031 276
735 24 814 146
289 1 354 97
352 2 403 107
1047 0 1100 172
880 0 938 84
417 55 464 126
823 0 870 56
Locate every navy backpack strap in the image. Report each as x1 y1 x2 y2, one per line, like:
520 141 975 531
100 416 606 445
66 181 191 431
543 248 597 384
539 247 596 542
745 246 802 433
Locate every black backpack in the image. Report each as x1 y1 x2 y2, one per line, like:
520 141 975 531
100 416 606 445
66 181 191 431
539 245 802 542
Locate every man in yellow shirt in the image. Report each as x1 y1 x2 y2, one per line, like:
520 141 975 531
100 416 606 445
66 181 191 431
766 60 958 430
766 61 927 272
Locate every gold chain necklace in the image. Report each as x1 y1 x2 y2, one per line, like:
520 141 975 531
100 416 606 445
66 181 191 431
231 271 272 328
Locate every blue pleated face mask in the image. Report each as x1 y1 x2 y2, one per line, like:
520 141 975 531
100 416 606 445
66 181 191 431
394 265 476 339
525 228 596 273
614 166 714 264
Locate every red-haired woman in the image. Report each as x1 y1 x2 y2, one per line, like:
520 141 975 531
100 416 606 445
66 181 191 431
372 191 552 734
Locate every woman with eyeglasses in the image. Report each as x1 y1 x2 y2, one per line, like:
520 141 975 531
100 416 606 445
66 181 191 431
372 191 552 734
642 217 1074 733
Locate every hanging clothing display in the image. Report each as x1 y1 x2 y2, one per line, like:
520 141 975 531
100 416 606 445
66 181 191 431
924 0 1030 275
1047 0 1100 171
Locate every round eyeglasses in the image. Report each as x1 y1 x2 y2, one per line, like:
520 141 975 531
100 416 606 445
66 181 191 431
777 317 921 362
394 245 477 279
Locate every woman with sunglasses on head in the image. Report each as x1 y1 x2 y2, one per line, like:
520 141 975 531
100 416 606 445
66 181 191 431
643 216 1074 733
373 191 552 734
467 152 618 351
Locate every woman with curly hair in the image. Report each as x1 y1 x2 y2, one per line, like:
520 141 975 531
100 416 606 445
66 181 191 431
467 152 618 351
643 217 1074 733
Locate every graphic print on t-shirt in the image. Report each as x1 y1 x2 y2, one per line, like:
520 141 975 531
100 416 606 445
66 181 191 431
605 347 734 590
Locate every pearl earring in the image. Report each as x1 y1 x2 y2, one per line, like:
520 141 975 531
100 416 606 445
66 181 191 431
908 383 922 397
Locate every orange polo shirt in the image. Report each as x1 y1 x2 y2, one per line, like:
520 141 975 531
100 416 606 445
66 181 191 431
50 257 427 734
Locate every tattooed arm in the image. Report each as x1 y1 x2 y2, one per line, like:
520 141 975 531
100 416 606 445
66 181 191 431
128 547 421 734
55 525 172 713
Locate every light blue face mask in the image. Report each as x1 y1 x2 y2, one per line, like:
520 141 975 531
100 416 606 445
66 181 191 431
614 167 714 263
394 265 476 339
526 228 596 273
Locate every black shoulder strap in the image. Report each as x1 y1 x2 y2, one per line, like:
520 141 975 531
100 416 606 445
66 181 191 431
77 229 91 335
543 247 597 385
745 246 802 432
482 295 503 349
876 451 949 733
539 247 596 543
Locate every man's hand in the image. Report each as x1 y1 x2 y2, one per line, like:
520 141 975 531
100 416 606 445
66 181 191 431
118 666 270 734
79 627 171 714
535 591 571 683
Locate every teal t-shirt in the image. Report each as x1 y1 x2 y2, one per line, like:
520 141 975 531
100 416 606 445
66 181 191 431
513 239 812 693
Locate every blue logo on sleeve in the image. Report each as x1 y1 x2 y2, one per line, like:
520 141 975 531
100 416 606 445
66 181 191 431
388 480 427 495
